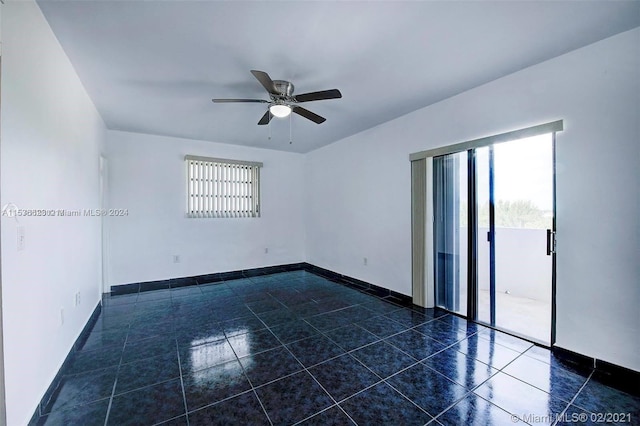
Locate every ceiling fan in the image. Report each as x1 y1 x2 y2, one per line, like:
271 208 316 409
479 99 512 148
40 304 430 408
212 70 342 125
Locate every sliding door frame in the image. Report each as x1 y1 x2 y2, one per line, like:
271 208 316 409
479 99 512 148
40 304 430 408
466 149 478 321
550 132 558 346
0 6 7 419
411 120 562 346
488 146 497 326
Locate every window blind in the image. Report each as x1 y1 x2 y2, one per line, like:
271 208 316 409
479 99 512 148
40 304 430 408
185 155 262 218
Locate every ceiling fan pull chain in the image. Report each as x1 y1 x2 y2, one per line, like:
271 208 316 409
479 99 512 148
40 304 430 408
289 112 293 144
268 109 272 140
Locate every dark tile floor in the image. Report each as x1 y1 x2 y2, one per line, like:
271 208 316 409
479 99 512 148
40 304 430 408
34 271 639 425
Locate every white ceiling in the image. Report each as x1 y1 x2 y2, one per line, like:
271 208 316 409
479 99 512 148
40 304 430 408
37 1 640 153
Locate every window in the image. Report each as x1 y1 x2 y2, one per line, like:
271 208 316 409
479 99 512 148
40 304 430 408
185 155 262 218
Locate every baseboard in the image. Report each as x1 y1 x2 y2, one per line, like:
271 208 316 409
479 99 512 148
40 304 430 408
110 262 307 295
302 263 413 307
553 346 640 396
111 262 413 306
552 346 595 369
29 302 102 425
593 359 640 396
109 262 413 308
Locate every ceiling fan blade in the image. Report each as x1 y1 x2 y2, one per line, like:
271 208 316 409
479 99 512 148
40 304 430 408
212 98 269 103
294 89 342 103
250 70 277 94
257 110 272 125
292 106 326 124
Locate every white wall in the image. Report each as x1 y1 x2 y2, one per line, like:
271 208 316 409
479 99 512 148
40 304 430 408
0 1 106 424
305 28 640 371
105 131 305 286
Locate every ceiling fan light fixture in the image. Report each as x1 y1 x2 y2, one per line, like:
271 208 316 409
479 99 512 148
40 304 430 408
269 104 291 118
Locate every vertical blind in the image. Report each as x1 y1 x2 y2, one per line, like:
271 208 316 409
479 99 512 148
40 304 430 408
411 158 427 308
185 155 262 218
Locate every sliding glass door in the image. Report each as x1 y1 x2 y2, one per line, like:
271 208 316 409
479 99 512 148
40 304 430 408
489 134 554 343
433 133 556 345
475 146 494 326
433 152 468 316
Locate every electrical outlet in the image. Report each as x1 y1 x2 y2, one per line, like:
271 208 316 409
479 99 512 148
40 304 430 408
173 255 180 263
264 248 269 254
74 292 81 306
17 226 26 251
363 257 368 266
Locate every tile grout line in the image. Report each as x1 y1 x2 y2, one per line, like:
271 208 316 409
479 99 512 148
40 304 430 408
116 281 318 420
261 298 446 423
103 291 189 425
102 309 134 426
178 280 264 425
244 302 333 424
430 392 512 426
219 309 275 426
383 376 453 423
291 404 354 425
253 306 360 426
384 344 497 423
174 338 190 426
336 336 419 380
302 306 496 422
551 369 595 426
467 346 577 426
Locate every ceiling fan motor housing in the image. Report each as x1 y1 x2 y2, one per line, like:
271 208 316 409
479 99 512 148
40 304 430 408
272 80 295 99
